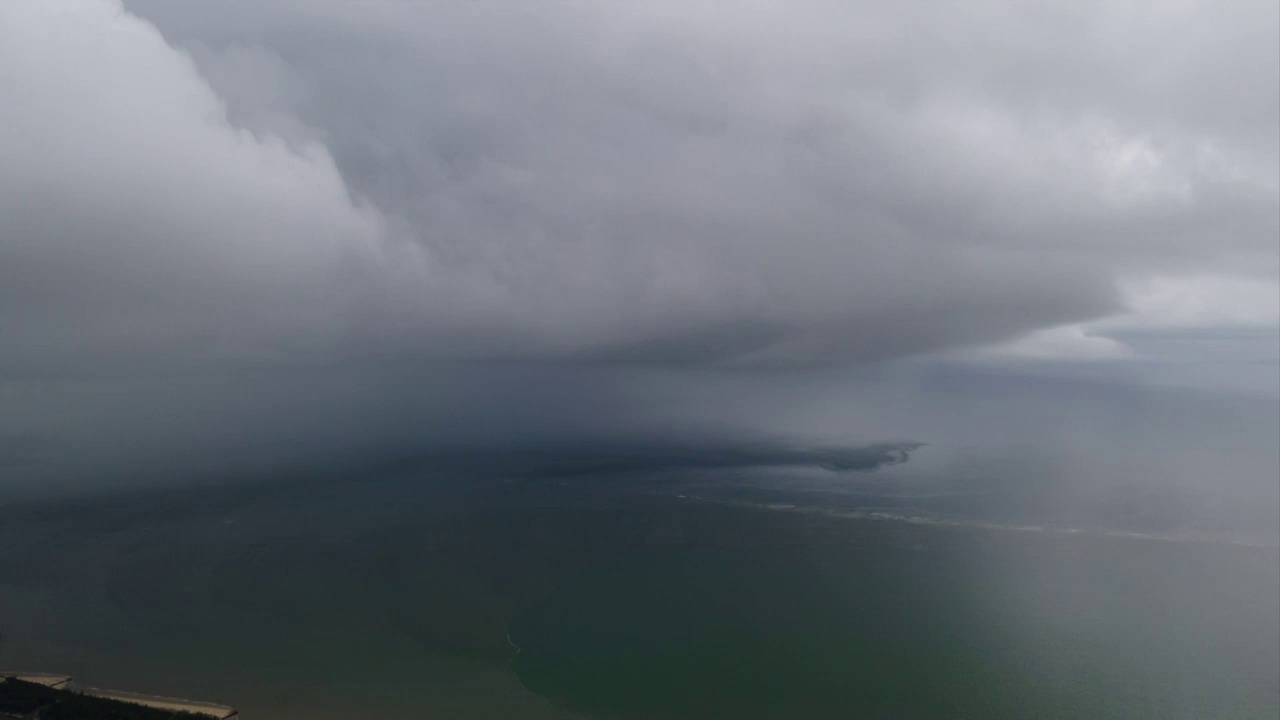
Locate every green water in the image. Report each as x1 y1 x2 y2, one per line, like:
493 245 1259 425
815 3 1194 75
513 532 1279 719
0 475 1276 719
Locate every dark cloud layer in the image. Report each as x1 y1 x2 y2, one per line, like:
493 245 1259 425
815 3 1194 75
0 2 1276 512
485 440 920 479
3 1 1274 374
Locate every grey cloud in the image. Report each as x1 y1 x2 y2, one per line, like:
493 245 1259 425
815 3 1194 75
489 440 921 479
6 1 1273 375
0 362 919 497
2 362 1275 542
1 0 1277 508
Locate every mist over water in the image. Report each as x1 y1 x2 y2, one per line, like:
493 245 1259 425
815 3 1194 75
4 362 1275 542
2 364 1276 719
2 369 1278 717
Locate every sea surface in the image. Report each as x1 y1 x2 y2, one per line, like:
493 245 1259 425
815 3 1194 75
0 449 1277 719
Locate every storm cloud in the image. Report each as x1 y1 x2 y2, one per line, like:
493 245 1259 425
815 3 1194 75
4 0 1274 374
0 1 1276 503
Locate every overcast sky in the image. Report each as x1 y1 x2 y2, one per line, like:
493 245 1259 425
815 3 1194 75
0 1 1276 501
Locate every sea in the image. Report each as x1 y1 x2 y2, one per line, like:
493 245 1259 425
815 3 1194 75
0 444 1276 719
